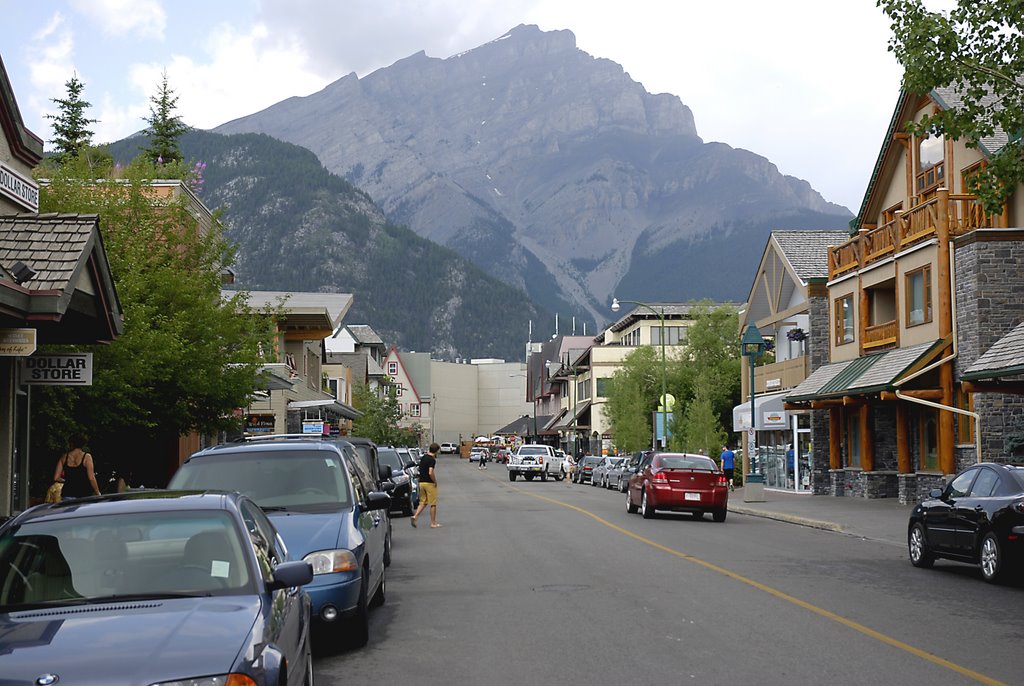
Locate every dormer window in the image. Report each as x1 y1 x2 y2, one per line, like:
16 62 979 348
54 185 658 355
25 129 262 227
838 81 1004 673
916 133 945 194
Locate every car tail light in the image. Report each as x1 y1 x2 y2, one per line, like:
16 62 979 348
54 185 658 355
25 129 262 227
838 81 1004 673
652 470 668 482
715 475 728 488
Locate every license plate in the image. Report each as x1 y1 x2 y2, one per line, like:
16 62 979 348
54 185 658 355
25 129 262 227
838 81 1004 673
684 492 701 501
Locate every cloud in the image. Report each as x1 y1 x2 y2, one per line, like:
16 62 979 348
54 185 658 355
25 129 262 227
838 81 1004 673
69 0 166 39
24 12 77 144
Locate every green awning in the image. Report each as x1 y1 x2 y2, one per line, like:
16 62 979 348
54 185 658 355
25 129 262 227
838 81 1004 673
785 339 946 403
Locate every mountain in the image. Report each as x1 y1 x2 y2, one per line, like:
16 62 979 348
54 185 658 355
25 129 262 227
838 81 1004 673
215 24 852 324
107 130 552 361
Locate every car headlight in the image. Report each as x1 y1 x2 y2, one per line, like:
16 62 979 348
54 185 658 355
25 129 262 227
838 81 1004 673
391 473 409 486
303 549 358 574
153 676 257 686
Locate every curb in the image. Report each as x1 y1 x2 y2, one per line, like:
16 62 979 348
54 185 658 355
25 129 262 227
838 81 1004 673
730 505 846 533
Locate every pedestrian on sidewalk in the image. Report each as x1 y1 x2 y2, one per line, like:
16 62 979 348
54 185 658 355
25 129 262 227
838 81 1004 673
412 442 442 528
719 444 736 491
52 433 102 500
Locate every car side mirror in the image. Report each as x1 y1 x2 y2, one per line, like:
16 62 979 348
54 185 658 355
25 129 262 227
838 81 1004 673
405 460 417 469
268 560 314 591
365 491 392 511
380 481 396 493
379 464 394 481
929 488 944 499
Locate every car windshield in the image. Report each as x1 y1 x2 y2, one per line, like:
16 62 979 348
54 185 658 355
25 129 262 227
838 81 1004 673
170 450 353 512
583 457 602 466
377 449 405 472
658 455 716 471
0 510 252 609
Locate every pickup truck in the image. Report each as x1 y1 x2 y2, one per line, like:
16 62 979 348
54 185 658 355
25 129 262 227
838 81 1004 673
507 444 565 482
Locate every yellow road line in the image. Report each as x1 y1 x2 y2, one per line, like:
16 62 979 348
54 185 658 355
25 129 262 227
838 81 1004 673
508 481 1005 686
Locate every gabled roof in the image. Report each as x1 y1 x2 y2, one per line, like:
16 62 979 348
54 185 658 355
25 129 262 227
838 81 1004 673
771 230 849 282
0 213 123 343
347 324 384 347
0 53 43 166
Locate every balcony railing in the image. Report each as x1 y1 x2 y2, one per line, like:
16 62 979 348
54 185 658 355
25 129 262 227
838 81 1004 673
753 355 810 395
863 320 898 351
828 190 1002 280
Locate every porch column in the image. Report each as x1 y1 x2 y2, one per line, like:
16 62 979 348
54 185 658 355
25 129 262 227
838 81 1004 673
829 408 842 470
940 363 956 474
860 403 874 472
896 400 911 473
936 189 956 474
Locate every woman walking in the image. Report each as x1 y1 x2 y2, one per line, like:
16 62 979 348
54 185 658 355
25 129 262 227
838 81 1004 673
52 433 101 499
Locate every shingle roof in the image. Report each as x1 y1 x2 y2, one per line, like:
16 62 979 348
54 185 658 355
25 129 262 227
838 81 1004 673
932 85 1011 157
347 324 384 346
962 321 1024 381
0 213 98 292
771 230 849 281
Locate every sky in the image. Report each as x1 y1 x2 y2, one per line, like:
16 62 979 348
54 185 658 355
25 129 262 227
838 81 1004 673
0 0 945 212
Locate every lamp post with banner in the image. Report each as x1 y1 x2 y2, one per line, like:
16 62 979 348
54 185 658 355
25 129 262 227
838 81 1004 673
741 324 767 501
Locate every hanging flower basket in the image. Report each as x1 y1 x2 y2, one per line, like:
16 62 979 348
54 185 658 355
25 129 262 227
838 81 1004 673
786 328 807 342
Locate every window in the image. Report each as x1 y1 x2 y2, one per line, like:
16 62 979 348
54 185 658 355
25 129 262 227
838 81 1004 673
921 412 939 471
916 133 945 194
905 265 932 326
394 383 403 397
596 378 610 398
881 202 903 225
955 386 975 444
620 329 640 346
946 468 977 498
651 326 687 346
387 361 398 376
969 468 999 498
409 403 420 417
834 295 854 346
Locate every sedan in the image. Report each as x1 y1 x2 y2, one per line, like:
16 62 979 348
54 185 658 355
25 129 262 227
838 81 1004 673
169 437 390 648
573 456 603 484
607 455 640 492
0 490 314 686
627 452 730 521
908 462 1024 583
378 446 418 516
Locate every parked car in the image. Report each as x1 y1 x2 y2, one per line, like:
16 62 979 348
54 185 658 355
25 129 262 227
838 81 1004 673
908 462 1024 583
573 456 603 484
169 437 390 647
469 447 487 463
440 442 458 454
626 452 730 521
378 446 418 516
590 457 621 488
0 490 314 685
606 456 637 491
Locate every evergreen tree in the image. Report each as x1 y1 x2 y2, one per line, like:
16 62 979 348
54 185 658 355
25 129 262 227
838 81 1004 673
142 71 189 165
45 74 97 164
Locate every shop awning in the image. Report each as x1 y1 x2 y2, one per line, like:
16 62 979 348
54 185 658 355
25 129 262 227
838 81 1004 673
550 401 592 431
289 398 362 420
784 339 947 403
732 391 791 431
542 410 567 432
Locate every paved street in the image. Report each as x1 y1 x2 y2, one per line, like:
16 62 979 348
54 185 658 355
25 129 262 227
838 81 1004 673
314 456 1024 685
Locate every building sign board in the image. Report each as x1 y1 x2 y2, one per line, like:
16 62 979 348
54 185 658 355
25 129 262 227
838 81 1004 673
0 328 37 356
302 421 325 434
0 161 40 212
762 410 788 427
765 378 782 389
21 353 93 385
245 414 276 434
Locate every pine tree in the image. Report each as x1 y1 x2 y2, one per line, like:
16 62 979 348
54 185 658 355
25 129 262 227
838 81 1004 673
45 74 97 164
142 71 189 165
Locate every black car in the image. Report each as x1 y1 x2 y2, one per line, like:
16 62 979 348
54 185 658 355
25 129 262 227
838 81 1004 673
0 491 314 685
573 456 604 484
908 462 1024 583
378 446 419 516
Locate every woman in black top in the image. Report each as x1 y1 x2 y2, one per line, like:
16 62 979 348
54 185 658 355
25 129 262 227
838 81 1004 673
52 433 101 499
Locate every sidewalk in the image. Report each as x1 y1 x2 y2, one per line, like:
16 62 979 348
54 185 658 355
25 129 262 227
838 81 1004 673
729 487 914 546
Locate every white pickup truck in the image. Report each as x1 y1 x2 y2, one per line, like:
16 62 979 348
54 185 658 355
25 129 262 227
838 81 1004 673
507 444 565 482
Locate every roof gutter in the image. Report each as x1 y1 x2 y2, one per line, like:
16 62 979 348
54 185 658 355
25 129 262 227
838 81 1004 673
893 224 981 464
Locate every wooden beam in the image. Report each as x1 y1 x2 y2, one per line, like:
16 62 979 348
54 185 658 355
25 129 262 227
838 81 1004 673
963 380 1024 395
860 403 874 472
842 396 865 406
810 399 846 409
893 389 943 400
940 361 955 475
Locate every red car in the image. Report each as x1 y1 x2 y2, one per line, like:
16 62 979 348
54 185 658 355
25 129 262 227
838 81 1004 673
626 452 730 521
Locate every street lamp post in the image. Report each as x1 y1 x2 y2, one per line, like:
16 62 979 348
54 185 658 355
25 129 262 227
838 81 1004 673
611 298 667 450
741 324 767 479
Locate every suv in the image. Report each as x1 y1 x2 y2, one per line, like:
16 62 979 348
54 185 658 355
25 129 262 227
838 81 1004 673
378 446 418 516
169 437 391 648
440 442 458 454
507 444 564 482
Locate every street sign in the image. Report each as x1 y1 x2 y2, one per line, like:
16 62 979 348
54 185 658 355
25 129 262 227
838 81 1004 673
0 328 36 356
747 426 756 444
21 353 93 385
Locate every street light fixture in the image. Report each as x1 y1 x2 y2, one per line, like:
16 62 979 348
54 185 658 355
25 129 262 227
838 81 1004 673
611 297 668 450
740 323 766 476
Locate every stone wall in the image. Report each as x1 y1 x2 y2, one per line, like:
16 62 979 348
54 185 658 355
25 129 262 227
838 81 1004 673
809 288 832 494
954 231 1024 462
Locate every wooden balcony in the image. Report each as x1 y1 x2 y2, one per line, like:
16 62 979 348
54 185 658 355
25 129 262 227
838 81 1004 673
753 355 810 395
863 320 898 351
828 190 1004 280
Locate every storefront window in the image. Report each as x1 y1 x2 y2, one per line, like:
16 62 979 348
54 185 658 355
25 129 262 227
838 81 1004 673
921 412 939 471
846 412 861 468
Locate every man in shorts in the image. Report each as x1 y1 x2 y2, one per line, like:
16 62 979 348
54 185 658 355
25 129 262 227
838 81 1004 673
720 444 736 491
412 442 441 528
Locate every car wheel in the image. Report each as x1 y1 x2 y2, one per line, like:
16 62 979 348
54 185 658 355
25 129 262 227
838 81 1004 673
402 497 413 517
980 531 1006 583
383 531 392 568
626 488 638 514
370 569 386 608
556 469 565 481
343 569 370 649
712 508 727 523
541 471 548 481
641 489 655 519
303 621 315 686
524 473 535 481
908 523 935 569
508 471 516 482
